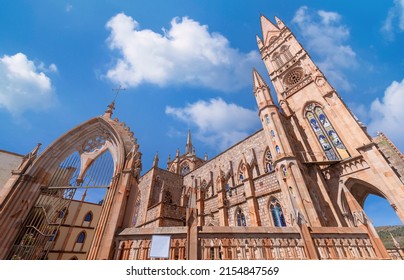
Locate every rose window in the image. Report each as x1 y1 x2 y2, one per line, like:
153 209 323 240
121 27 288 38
283 67 304 87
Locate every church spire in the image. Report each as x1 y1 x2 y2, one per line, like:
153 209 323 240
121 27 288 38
252 69 274 108
185 130 193 155
260 14 280 45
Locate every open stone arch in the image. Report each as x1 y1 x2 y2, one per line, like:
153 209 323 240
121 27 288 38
343 177 404 226
345 178 390 209
0 115 141 260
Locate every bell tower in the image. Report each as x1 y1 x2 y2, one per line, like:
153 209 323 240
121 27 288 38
257 15 372 162
256 15 404 226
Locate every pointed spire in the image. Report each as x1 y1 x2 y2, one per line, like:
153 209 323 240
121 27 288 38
274 16 285 29
252 69 274 107
30 143 42 159
260 14 280 45
103 101 115 118
204 152 208 161
256 34 263 49
176 148 180 158
153 152 159 168
252 68 267 91
390 232 401 249
185 130 193 154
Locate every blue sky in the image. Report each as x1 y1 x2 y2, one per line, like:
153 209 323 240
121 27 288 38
0 0 403 226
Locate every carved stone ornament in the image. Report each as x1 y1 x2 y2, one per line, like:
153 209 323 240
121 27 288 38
82 135 108 153
283 67 304 87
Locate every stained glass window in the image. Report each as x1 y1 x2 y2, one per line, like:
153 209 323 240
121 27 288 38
306 105 349 160
270 198 286 227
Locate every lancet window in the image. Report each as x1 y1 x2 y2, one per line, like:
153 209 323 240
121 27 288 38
269 198 286 227
236 208 247 226
280 45 293 61
84 211 93 222
76 231 86 243
305 104 349 160
272 52 283 68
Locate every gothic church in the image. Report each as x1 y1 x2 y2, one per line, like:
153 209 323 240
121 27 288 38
1 15 404 260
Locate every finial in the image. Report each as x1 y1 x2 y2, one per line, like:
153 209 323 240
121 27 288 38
168 154 171 162
176 148 180 157
204 152 208 161
186 130 193 154
274 16 285 29
104 86 126 118
104 101 115 118
30 143 42 158
153 152 159 168
390 232 401 249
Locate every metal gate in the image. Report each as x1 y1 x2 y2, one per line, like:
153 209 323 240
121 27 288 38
7 150 114 260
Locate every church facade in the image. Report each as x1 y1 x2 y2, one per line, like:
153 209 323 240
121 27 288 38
1 15 404 260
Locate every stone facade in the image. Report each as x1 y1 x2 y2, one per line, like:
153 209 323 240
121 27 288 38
0 150 23 193
1 14 404 260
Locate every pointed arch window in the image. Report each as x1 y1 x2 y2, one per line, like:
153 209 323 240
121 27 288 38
280 45 293 61
239 171 244 181
265 114 270 124
180 162 190 176
236 208 246 226
270 130 275 138
76 231 86 244
238 163 245 183
281 165 287 177
84 211 93 222
275 145 281 154
225 183 232 197
306 104 350 160
264 149 274 173
272 52 283 68
270 198 286 227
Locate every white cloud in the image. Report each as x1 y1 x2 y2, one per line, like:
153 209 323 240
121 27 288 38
105 13 260 92
292 6 357 91
165 98 260 150
367 78 404 150
0 53 57 115
381 0 404 40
